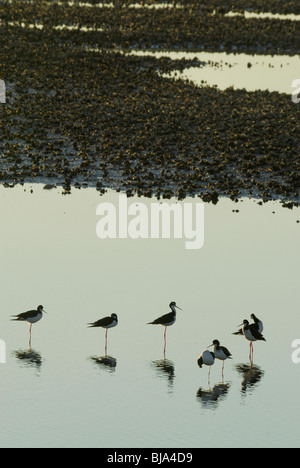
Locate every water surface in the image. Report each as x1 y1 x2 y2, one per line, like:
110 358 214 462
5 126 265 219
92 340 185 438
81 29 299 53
0 185 299 447
126 49 300 94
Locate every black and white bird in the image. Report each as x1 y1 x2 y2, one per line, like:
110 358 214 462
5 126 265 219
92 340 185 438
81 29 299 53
197 350 215 378
11 305 46 347
207 340 232 375
233 314 264 336
237 319 266 362
88 313 118 355
250 314 263 334
148 302 182 354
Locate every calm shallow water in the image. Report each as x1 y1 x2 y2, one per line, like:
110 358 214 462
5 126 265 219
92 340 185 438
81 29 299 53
0 185 299 448
126 50 300 94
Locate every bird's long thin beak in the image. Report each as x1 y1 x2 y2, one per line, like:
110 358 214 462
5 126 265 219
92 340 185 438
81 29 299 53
237 323 243 327
206 343 213 349
176 306 183 311
43 310 48 314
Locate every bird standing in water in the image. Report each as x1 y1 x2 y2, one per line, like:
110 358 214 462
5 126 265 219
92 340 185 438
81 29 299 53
237 319 266 363
197 350 215 382
88 313 118 356
207 340 232 376
233 314 264 336
148 302 182 355
11 305 46 347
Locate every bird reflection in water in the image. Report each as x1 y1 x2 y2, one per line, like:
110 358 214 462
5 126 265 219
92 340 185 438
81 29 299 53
236 363 265 394
196 382 231 409
13 348 42 372
90 355 117 373
152 359 175 390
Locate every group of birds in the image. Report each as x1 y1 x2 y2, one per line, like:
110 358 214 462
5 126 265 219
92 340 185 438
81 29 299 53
11 301 266 376
198 313 266 376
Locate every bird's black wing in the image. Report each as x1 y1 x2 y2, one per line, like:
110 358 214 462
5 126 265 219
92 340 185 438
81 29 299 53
249 324 266 341
222 346 233 358
88 316 112 328
148 312 173 325
11 310 37 321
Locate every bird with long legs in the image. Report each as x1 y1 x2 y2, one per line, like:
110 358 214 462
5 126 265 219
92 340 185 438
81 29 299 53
236 319 266 364
148 302 182 356
197 350 215 383
233 313 264 336
88 313 118 356
11 305 46 347
207 340 232 377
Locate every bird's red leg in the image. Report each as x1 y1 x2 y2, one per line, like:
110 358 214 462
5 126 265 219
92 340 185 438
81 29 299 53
250 344 254 370
105 329 108 356
249 342 254 364
29 324 32 348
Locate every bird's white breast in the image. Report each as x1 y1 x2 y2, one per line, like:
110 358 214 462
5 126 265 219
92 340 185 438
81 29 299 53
106 319 118 329
27 312 43 324
201 350 215 366
214 347 227 361
243 328 257 342
164 317 176 326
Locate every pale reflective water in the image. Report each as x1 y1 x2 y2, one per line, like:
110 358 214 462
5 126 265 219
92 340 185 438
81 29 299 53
126 50 300 94
0 185 299 448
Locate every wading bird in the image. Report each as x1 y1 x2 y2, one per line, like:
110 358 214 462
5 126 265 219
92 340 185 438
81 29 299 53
250 313 263 334
207 340 232 376
148 302 182 355
233 314 264 336
237 319 266 362
197 350 215 380
88 313 118 355
11 305 46 347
